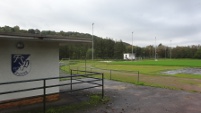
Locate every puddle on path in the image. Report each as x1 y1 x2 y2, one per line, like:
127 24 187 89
162 68 201 75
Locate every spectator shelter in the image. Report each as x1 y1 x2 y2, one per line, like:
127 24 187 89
0 33 91 108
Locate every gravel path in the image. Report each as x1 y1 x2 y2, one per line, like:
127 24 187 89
2 74 201 113
80 80 201 113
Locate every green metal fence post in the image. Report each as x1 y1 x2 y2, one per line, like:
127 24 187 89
110 70 112 80
70 69 73 91
102 73 104 98
43 79 46 113
137 71 139 84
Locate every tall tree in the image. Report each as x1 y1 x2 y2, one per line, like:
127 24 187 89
194 48 201 59
114 40 126 59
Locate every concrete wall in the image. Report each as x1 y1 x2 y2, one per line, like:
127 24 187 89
0 40 59 101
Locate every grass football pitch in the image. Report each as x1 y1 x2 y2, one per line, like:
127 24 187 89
61 59 201 92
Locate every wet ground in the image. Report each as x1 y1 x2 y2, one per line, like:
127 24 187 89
162 68 201 75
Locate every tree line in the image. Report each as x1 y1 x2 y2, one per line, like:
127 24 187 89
1 25 201 59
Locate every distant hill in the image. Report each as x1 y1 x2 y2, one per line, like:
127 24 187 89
2 25 200 59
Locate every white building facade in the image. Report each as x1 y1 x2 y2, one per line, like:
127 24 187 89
123 53 135 60
0 40 59 101
0 33 90 102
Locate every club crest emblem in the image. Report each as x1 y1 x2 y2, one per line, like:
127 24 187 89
11 54 31 76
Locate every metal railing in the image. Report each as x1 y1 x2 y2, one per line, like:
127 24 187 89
0 69 104 113
77 66 140 84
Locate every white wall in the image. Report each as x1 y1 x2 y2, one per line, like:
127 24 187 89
0 39 59 101
123 53 135 60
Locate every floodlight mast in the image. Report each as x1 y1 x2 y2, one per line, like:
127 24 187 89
165 46 166 59
132 32 133 61
155 37 157 61
170 40 172 59
92 23 94 60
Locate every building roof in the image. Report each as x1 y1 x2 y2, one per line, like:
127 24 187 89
0 32 92 44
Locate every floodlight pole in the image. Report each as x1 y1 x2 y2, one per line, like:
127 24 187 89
170 40 172 59
155 37 157 61
92 23 94 61
132 32 133 61
165 46 166 59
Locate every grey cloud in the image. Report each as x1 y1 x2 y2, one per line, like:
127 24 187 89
1 0 201 47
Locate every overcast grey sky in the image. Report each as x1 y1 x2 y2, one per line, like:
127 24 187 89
1 0 201 47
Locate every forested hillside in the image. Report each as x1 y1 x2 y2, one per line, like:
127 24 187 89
1 25 201 59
